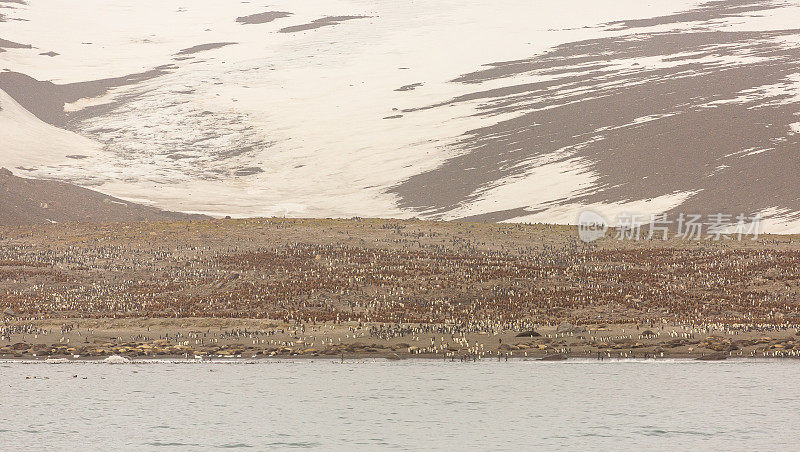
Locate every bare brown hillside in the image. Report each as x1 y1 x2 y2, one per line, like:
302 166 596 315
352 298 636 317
0 168 207 225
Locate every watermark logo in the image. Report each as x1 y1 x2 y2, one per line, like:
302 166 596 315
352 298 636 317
577 210 763 242
577 210 608 243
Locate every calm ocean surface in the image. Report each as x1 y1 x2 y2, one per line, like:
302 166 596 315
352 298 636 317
1 359 798 450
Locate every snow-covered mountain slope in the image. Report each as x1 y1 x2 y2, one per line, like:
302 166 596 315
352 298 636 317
1 0 799 231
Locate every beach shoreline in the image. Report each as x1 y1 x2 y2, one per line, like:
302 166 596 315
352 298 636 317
3 318 799 361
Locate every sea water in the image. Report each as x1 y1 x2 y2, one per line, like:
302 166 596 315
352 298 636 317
1 359 798 450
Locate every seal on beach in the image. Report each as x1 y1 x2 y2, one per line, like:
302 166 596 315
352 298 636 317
696 353 727 361
539 353 568 361
515 330 540 338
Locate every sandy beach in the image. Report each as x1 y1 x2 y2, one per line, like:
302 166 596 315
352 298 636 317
3 317 800 361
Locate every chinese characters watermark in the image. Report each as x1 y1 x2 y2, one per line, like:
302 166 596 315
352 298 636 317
577 210 762 243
